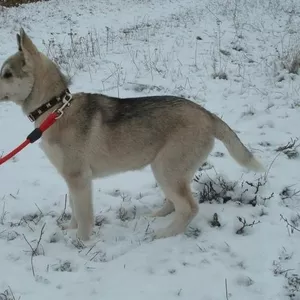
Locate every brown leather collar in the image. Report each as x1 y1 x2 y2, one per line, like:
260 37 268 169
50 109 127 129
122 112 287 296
27 89 71 122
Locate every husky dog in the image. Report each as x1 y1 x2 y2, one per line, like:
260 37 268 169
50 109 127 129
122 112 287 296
0 28 264 241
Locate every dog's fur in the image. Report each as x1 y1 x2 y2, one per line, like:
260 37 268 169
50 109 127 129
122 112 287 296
0 29 265 241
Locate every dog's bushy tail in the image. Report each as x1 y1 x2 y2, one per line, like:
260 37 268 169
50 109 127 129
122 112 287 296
212 114 265 172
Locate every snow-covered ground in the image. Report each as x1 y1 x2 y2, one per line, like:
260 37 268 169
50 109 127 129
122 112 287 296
1 0 300 299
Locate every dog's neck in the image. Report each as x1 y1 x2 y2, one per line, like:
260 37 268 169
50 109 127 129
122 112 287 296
22 59 69 116
22 81 67 116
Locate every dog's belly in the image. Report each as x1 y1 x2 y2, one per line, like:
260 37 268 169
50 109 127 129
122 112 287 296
89 156 152 178
89 150 155 179
40 136 159 179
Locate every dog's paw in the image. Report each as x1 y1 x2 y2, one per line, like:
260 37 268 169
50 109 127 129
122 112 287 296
76 225 93 241
153 226 184 240
153 229 170 239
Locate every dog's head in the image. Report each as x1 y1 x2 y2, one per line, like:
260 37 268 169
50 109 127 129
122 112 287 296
0 28 39 105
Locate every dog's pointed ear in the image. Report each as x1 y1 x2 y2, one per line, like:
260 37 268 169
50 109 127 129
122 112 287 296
18 28 39 67
16 33 21 51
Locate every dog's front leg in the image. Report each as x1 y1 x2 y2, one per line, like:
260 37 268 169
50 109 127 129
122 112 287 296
64 169 94 241
60 194 78 230
67 194 78 229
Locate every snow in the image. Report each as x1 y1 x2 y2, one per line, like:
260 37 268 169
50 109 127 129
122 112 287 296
1 0 300 299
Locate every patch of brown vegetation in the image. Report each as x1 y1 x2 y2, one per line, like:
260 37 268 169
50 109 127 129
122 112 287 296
0 0 47 7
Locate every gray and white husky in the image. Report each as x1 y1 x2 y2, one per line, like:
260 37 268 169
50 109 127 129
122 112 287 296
0 29 264 241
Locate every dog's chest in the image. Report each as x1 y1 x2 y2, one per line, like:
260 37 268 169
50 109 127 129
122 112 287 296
40 139 64 173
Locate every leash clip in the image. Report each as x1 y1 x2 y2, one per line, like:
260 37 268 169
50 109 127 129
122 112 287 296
54 91 72 119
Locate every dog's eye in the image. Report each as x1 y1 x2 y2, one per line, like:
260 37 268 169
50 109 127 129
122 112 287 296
3 72 13 79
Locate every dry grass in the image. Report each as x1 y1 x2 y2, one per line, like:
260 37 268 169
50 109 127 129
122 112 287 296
0 0 46 7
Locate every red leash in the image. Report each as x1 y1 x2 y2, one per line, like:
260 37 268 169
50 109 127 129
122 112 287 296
0 112 58 166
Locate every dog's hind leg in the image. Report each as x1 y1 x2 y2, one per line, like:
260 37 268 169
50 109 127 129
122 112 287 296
151 199 174 217
151 131 214 239
151 156 199 239
151 177 199 239
64 169 94 241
